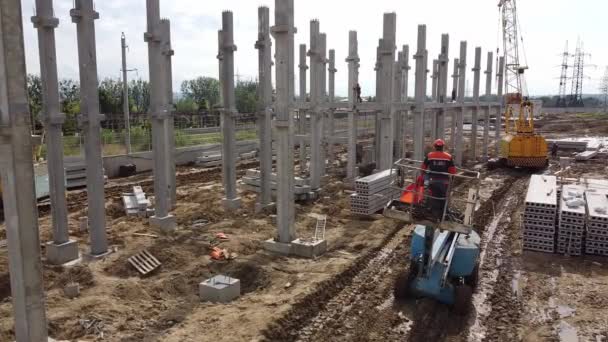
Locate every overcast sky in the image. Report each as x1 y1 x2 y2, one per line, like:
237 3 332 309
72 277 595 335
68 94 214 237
21 0 608 97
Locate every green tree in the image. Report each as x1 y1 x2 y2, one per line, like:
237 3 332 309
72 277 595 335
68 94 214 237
26 74 43 131
235 80 258 113
180 77 220 111
59 78 80 134
98 78 123 114
175 97 198 113
128 79 150 114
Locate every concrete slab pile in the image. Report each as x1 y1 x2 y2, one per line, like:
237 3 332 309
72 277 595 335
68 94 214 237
0 0 49 339
558 185 587 256
241 169 315 201
71 0 110 254
350 169 399 215
584 190 608 256
122 186 152 217
523 175 558 253
144 0 176 232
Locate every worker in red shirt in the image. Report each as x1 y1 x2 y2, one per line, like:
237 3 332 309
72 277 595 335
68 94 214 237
420 139 456 219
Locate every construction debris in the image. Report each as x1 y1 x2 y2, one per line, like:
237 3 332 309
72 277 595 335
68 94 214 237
127 250 161 275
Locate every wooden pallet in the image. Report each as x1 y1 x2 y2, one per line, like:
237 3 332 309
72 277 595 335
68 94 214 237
128 250 161 275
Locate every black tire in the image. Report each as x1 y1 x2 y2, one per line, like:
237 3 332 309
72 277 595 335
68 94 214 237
465 264 479 290
394 261 418 300
453 284 473 315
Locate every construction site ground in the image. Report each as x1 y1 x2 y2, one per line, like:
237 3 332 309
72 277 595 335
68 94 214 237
0 112 607 341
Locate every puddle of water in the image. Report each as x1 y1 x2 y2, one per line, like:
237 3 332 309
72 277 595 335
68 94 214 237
556 321 579 342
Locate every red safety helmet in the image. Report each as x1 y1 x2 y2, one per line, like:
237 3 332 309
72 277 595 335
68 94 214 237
433 139 445 148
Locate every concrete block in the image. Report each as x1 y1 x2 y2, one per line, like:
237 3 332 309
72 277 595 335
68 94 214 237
222 197 242 211
262 239 292 255
63 282 80 299
149 214 176 233
199 275 240 303
291 239 327 258
46 240 79 265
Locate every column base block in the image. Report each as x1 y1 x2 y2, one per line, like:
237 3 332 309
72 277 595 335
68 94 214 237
46 240 79 265
222 197 242 210
150 214 177 233
255 202 276 214
262 238 327 259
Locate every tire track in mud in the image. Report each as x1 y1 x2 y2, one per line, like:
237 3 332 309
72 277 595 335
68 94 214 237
407 174 525 342
260 222 405 342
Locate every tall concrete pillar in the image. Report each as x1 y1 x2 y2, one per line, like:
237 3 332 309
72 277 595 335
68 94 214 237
374 44 381 164
0 1 48 339
430 59 439 141
319 33 327 178
159 19 176 208
377 13 396 170
298 43 308 174
121 33 131 154
271 0 296 243
71 0 110 254
308 20 322 190
255 6 273 210
470 47 481 162
436 34 449 141
346 30 359 180
32 0 78 264
450 57 459 151
143 0 176 231
328 49 337 163
483 51 493 161
495 56 505 155
454 41 467 166
393 50 405 160
218 11 241 210
401 45 411 155
413 24 427 161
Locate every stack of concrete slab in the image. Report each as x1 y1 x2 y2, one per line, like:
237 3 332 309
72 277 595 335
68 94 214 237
196 153 222 167
122 186 152 217
64 159 106 189
575 150 598 161
241 169 315 201
547 140 588 152
557 184 587 255
584 190 608 256
523 175 558 253
350 169 399 216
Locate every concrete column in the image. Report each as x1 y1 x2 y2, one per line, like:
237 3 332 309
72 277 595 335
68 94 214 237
374 44 381 164
328 49 337 163
483 51 493 161
255 6 273 211
319 33 327 178
450 57 459 151
159 20 176 208
454 41 467 166
346 30 359 180
121 33 131 154
298 43 307 174
436 34 449 141
0 0 48 339
402 45 411 155
32 0 78 264
143 0 176 231
496 56 505 155
393 50 404 160
71 0 110 254
470 47 481 162
308 20 322 190
430 59 439 141
413 24 427 161
271 0 296 243
377 13 396 170
218 11 241 210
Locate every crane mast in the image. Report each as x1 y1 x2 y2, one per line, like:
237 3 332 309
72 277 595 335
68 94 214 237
499 0 527 103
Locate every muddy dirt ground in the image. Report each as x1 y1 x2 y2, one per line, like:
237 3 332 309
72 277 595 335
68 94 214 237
0 112 607 341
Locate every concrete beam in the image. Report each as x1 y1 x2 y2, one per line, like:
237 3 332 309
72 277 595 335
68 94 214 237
255 6 273 210
455 41 467 166
483 51 493 161
271 0 296 243
0 0 49 339
470 47 481 162
346 30 360 180
496 56 505 156
71 0 110 252
144 0 176 231
32 0 78 264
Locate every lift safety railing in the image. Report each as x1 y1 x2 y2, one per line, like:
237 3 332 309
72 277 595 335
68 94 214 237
383 158 480 230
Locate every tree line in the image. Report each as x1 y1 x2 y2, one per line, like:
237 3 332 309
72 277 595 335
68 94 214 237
26 74 258 134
